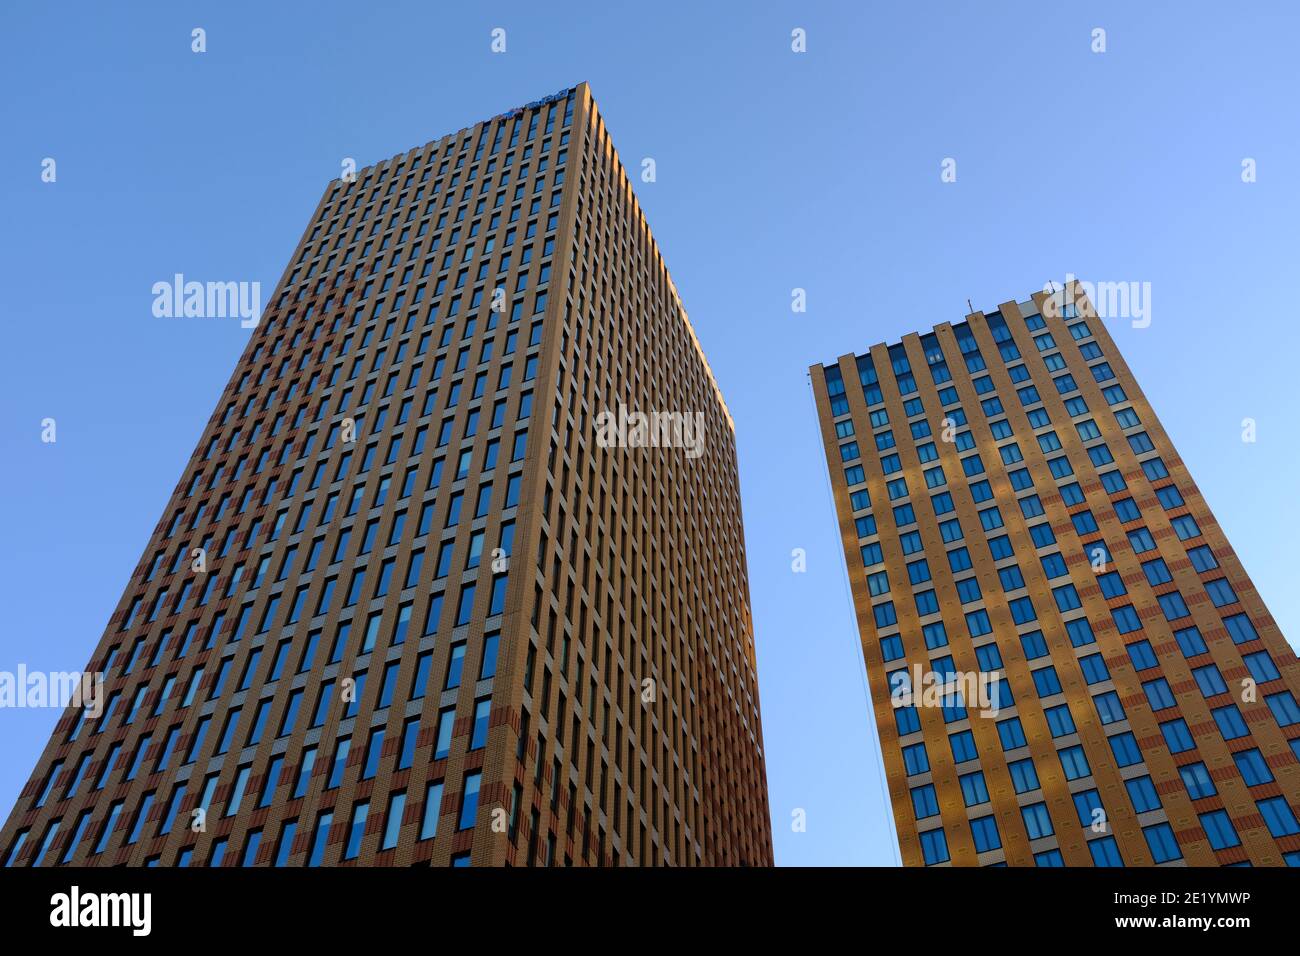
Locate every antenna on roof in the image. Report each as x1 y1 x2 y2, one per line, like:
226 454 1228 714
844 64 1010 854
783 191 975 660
966 298 974 314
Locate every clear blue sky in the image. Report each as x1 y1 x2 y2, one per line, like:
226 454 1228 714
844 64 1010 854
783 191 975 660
2 1 1298 866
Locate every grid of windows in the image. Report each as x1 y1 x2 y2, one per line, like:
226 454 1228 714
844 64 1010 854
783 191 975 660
1 84 772 869
814 284 1300 867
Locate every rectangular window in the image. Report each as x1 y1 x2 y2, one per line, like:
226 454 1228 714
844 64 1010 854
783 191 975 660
420 781 444 840
458 771 481 830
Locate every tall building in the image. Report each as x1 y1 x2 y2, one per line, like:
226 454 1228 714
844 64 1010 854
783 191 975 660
811 283 1300 867
2 83 772 868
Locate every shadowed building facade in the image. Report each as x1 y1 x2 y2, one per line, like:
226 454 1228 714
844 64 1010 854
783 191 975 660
1 83 772 868
811 283 1300 866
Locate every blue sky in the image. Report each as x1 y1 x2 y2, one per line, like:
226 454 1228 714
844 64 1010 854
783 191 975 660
2 1 1298 866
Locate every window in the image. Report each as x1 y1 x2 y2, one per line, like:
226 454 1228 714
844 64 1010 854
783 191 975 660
1008 758 1039 793
1142 558 1172 586
1160 718 1195 753
1144 822 1181 863
1094 691 1125 725
1020 630 1048 660
226 765 252 817
1233 748 1274 786
1205 578 1238 607
1079 653 1109 684
979 507 1004 531
919 828 949 865
1029 523 1055 548
1179 763 1216 800
1112 496 1141 522
997 565 1024 591
1223 613 1258 644
241 829 262 867
974 643 1002 672
1193 664 1228 698
382 791 407 851
327 738 350 790
1257 797 1300 838
1143 678 1177 711
274 820 297 866
902 742 929 774
1110 731 1143 766
875 602 898 628
1073 789 1104 827
93 801 123 855
1050 582 1081 613
1212 704 1250 740
970 816 1001 853
911 785 939 820
362 728 385 780
1127 527 1155 553
1040 553 1068 579
959 771 989 807
434 706 456 760
1141 457 1167 479
307 811 332 867
1187 544 1219 572
445 642 467 688
458 771 482 830
1097 571 1126 599
209 837 228 867
470 698 491 749
258 756 283 809
906 559 931 585
997 717 1027 751
1089 836 1124 867
455 583 476 624
1112 604 1142 634
1199 810 1240 850
420 781 444 841
1032 666 1062 698
1127 640 1158 670
1021 802 1054 840
949 730 978 763
1267 691 1300 727
1239 650 1279 685
1171 514 1201 540
1125 775 1161 813
338 801 367 860
1175 625 1208 657
1059 745 1090 781
1156 485 1184 508
1045 704 1075 737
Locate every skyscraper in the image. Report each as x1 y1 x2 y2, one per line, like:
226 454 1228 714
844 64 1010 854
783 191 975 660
1 83 772 868
811 283 1300 867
